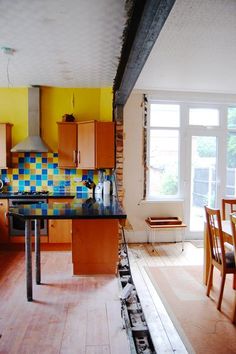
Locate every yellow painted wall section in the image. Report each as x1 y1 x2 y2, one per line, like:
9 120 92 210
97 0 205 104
99 87 113 121
0 88 28 146
41 87 113 151
0 87 113 152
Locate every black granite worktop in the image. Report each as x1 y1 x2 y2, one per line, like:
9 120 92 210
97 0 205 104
8 196 127 220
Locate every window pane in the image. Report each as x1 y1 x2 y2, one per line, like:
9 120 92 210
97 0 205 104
189 108 219 126
227 107 236 129
150 104 180 127
149 130 179 197
226 132 236 196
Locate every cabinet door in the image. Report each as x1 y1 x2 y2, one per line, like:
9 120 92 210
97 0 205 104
0 124 12 169
77 121 95 169
58 123 77 168
48 198 72 243
0 199 9 243
96 122 115 168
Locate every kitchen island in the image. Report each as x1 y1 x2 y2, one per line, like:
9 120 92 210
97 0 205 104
8 197 126 301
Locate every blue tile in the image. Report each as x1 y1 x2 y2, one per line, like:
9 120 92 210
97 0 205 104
25 181 30 186
36 180 41 186
53 153 58 157
31 186 36 192
30 175 36 180
48 180 53 186
42 169 47 175
19 157 24 163
25 152 30 157
42 175 47 180
36 175 41 180
19 169 24 175
13 175 18 180
36 163 41 168
54 169 59 175
65 169 70 175
24 169 30 174
42 158 47 163
30 157 36 163
48 163 53 168
53 163 58 168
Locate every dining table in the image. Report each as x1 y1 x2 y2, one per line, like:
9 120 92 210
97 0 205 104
203 218 236 286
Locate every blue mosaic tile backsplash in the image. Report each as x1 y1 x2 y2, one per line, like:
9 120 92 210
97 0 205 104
0 152 103 197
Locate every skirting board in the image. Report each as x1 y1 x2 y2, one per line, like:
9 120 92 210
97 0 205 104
124 229 185 243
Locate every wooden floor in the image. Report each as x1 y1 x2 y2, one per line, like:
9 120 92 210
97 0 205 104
128 241 204 354
0 242 203 354
0 249 130 354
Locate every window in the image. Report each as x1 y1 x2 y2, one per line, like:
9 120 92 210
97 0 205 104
226 107 236 196
147 104 180 199
189 108 219 126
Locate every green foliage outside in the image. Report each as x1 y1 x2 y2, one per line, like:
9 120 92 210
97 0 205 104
161 174 178 195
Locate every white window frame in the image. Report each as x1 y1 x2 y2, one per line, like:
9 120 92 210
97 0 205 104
145 98 230 203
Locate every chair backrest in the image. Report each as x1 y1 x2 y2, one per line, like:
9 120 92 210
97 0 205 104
230 213 236 264
205 206 226 267
222 199 236 220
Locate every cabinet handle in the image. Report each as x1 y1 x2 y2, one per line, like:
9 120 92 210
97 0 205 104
4 212 8 226
78 151 81 164
73 150 77 164
0 202 3 206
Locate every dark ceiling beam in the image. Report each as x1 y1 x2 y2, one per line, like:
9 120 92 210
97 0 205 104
113 0 176 107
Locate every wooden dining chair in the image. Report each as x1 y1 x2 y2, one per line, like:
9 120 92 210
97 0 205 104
204 206 236 312
222 199 236 220
229 213 236 324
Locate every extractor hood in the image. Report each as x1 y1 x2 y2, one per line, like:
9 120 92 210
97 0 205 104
11 87 50 153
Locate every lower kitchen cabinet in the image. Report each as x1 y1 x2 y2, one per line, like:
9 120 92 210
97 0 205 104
0 199 9 243
48 198 72 243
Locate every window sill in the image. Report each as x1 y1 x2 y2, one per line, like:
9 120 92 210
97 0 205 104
139 198 184 204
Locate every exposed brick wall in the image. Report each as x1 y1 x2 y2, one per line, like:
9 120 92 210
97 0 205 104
114 105 124 203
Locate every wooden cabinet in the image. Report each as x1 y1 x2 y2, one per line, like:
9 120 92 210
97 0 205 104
57 122 77 168
48 198 72 243
58 120 115 170
0 123 13 169
77 120 115 169
0 199 9 243
72 219 119 275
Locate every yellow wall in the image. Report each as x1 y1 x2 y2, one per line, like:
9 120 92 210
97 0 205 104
0 88 28 146
0 87 113 151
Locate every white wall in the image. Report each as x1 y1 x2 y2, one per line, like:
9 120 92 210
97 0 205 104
123 91 184 243
123 90 236 243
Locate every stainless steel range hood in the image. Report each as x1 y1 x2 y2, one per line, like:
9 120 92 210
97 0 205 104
11 87 50 153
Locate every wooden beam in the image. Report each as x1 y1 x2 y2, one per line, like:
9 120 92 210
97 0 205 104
113 0 176 107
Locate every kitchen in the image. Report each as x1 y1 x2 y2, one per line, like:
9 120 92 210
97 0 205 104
1 1 236 353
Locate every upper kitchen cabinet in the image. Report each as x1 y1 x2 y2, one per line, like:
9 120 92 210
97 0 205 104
0 123 13 169
77 121 115 169
57 122 78 168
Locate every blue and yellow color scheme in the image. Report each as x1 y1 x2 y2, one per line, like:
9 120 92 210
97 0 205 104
0 152 99 197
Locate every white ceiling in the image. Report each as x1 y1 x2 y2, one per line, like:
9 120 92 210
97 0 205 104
0 0 126 88
135 0 236 94
2 0 235 94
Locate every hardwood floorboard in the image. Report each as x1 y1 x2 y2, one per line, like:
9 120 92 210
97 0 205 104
128 241 204 353
0 250 130 354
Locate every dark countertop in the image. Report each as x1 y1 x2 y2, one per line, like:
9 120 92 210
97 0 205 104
0 192 76 199
8 196 127 220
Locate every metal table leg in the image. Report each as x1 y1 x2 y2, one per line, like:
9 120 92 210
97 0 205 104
35 219 41 284
25 219 33 301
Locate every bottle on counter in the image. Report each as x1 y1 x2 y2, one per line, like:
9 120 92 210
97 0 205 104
103 176 111 195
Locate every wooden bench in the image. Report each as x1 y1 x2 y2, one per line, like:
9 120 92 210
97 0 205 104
145 217 187 252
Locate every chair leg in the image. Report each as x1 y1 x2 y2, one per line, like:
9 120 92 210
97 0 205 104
217 272 226 311
206 264 214 297
233 294 236 324
233 274 236 290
